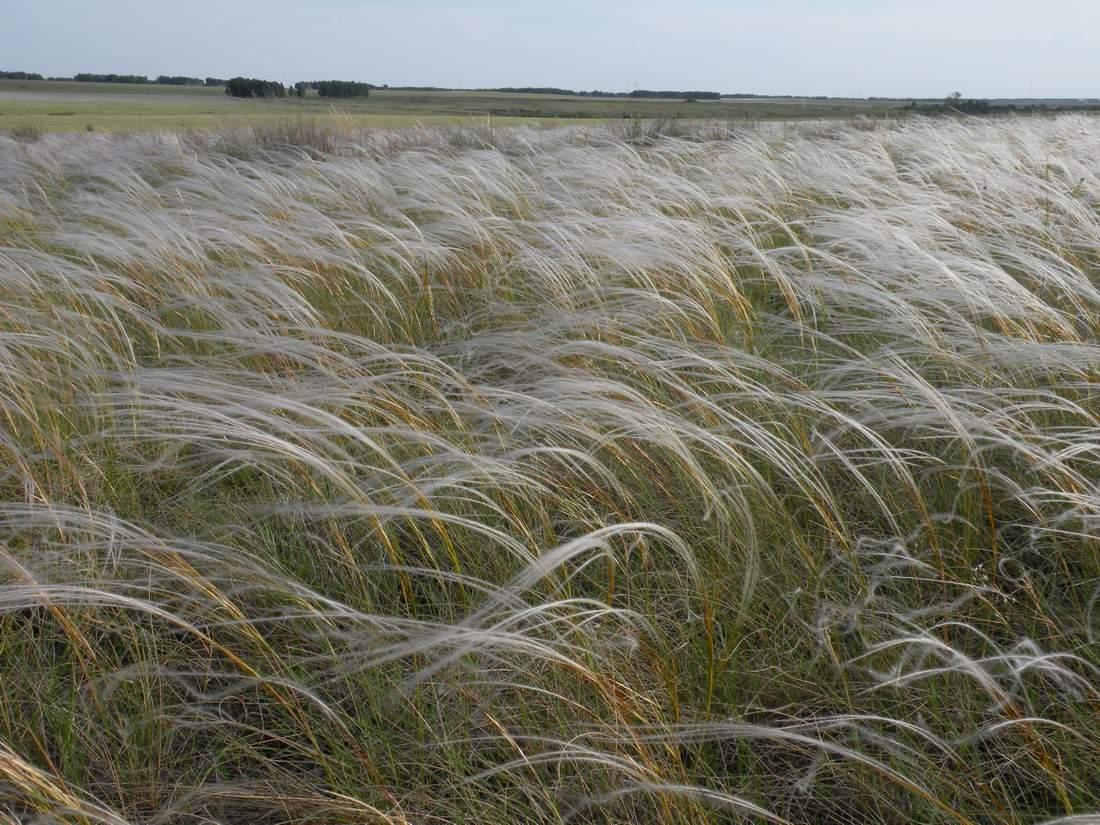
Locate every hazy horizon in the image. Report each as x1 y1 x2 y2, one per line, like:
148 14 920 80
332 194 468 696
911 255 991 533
5 0 1099 99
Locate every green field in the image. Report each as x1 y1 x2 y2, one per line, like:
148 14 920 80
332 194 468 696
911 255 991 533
0 78 899 132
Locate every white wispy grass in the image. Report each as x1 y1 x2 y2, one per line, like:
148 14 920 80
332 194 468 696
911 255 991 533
1 116 1099 823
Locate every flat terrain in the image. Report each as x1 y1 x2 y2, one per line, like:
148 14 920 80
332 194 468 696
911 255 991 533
0 78 899 131
3 118 1100 824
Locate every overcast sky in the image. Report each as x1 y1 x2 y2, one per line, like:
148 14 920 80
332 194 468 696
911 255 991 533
3 0 1094 98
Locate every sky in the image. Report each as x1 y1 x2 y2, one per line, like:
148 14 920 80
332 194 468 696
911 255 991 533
3 0 1097 99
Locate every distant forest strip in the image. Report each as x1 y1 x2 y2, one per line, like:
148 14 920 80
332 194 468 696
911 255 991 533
0 71 226 86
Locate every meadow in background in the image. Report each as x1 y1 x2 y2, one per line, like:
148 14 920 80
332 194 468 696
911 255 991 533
0 78 915 134
1 115 1100 824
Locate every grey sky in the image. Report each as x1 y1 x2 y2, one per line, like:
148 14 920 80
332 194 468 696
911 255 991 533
3 0 1095 98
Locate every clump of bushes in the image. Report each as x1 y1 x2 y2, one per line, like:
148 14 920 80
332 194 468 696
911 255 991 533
290 81 374 99
315 80 372 99
74 73 150 84
155 75 204 86
225 77 287 98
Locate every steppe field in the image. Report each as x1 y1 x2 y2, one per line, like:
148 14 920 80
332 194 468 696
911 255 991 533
0 79 891 133
2 115 1100 825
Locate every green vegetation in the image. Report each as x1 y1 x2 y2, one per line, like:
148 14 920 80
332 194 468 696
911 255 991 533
74 73 155 84
0 70 43 80
316 80 372 98
63 73 207 86
1 116 1100 824
155 75 206 86
225 76 287 98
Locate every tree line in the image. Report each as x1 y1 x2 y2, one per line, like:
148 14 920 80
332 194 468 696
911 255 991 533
74 74 153 84
0 70 371 99
67 74 211 86
155 75 206 86
313 80 371 98
224 77 287 98
0 72 224 86
223 79 372 98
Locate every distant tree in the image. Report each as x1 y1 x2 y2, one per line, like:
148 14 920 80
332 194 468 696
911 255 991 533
292 81 310 97
933 93 994 115
629 89 721 100
315 80 372 99
205 77 226 87
74 73 149 84
0 71 44 80
155 75 204 86
958 98 991 114
225 77 286 98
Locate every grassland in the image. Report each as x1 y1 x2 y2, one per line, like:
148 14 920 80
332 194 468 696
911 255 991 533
0 79 898 132
2 116 1100 824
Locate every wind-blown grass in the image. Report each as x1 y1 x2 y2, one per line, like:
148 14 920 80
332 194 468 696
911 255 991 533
1 116 1100 823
